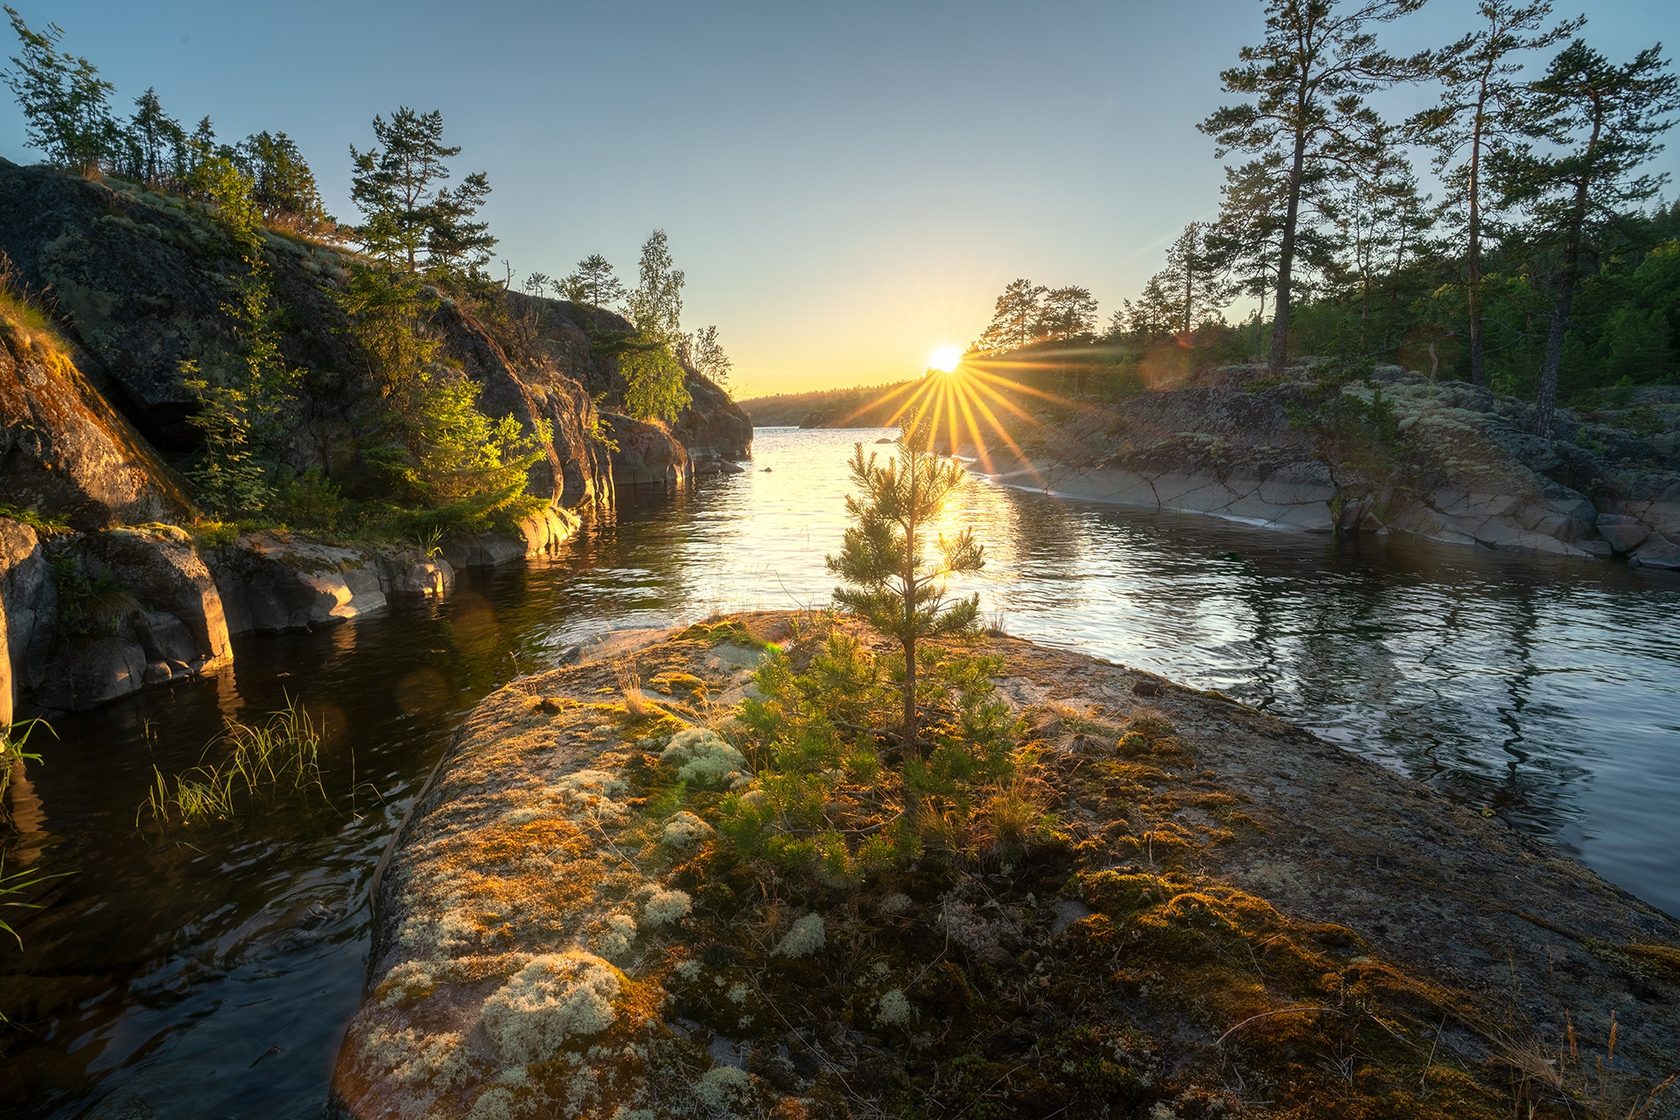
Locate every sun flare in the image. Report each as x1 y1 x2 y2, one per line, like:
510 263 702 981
927 344 963 373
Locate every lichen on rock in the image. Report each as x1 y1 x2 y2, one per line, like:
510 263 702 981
480 951 623 1064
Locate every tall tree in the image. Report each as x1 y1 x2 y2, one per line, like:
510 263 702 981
1035 285 1099 340
123 88 183 186
2 5 114 175
686 324 732 388
1161 222 1227 336
1331 133 1436 351
1412 0 1582 387
1200 0 1431 373
1495 40 1679 434
828 413 983 775
620 230 690 421
238 130 330 231
976 279 1046 352
350 107 492 279
559 253 626 307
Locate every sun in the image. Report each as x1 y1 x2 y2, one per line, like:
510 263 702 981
927 343 963 374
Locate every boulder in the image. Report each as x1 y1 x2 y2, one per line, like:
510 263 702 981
0 518 55 697
91 526 230 669
1629 533 1680 570
210 531 388 635
1595 513 1650 554
605 412 692 491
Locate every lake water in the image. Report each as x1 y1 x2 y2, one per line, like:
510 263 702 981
3 424 1677 1118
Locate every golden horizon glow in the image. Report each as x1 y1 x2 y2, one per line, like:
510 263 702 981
927 344 963 373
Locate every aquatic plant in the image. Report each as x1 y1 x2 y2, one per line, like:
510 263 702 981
0 717 51 825
141 697 327 827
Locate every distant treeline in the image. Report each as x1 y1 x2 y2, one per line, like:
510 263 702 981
738 382 916 428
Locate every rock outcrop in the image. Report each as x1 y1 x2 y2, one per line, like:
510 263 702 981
332 614 1680 1119
973 365 1680 569
0 314 189 529
0 160 615 508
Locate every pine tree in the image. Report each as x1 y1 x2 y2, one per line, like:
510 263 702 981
1412 0 1581 386
237 130 330 231
1160 222 1227 336
350 107 492 281
1495 40 1679 434
1035 286 1099 340
828 414 984 767
124 88 183 187
1200 0 1431 373
559 254 626 307
976 279 1046 352
2 6 114 175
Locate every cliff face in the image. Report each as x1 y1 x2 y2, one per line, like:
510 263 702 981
0 315 190 529
0 159 614 509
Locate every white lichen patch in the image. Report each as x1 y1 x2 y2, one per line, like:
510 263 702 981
360 1024 469 1089
875 988 913 1028
659 728 751 790
376 959 442 1007
693 1064 755 1113
396 895 481 954
641 888 692 928
772 912 826 958
480 951 623 1064
548 768 630 820
595 911 639 962
660 810 714 848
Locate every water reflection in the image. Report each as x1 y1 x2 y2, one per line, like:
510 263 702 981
2 426 1677 1119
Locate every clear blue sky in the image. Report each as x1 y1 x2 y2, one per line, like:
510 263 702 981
4 0 1677 395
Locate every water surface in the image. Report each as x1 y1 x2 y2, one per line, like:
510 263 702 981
3 425 1677 1117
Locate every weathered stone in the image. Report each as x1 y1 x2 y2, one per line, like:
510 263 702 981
142 660 172 686
130 609 198 666
36 635 147 709
0 316 188 529
606 412 692 491
395 560 453 598
1596 513 1651 553
0 519 55 695
210 531 385 635
438 535 525 571
92 527 230 670
1629 533 1680 570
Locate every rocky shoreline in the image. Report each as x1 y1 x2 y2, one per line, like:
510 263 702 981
330 613 1680 1119
945 366 1680 571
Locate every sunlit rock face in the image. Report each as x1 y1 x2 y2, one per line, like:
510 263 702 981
0 316 189 529
603 412 692 491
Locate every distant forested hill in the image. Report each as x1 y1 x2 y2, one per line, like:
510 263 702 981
737 381 914 427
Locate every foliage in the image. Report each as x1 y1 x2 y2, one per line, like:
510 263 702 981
2 5 114 175
1198 0 1432 372
829 413 984 762
235 129 331 232
559 253 626 307
682 323 732 388
1493 40 1680 433
618 339 689 423
720 626 1025 881
141 698 327 828
181 359 273 517
0 717 51 829
50 555 140 639
350 106 494 283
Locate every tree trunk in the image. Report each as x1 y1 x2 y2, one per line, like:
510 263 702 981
1270 127 1309 374
1467 92 1489 387
1534 102 1603 436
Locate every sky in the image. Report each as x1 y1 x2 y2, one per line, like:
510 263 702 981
3 0 1678 398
